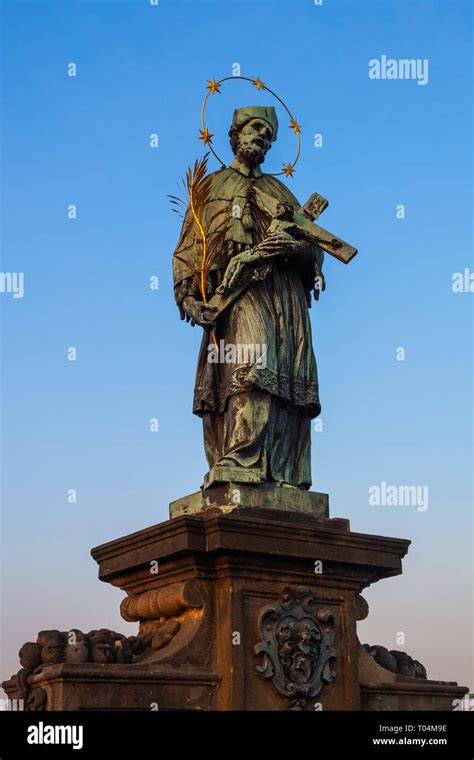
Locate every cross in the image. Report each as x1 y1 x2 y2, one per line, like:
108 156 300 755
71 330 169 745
203 188 357 322
254 187 358 264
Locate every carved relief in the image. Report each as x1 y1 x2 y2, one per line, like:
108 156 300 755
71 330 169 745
302 192 329 221
120 579 204 654
255 586 336 710
5 668 47 712
362 644 427 679
16 628 147 670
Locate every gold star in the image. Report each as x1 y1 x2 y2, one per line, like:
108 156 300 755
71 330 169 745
206 79 221 94
282 163 295 177
252 77 265 91
289 118 301 134
199 128 213 145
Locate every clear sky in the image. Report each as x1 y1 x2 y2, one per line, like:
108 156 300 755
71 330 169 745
1 0 472 694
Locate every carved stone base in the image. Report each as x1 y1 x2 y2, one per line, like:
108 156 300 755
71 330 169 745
3 664 219 711
169 482 329 519
3 506 468 711
359 648 467 710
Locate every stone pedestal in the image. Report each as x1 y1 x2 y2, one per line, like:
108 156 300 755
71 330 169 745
3 499 468 711
87 506 416 711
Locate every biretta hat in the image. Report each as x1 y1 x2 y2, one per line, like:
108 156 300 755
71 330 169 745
230 106 278 141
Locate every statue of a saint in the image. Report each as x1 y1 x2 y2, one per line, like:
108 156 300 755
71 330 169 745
173 106 324 490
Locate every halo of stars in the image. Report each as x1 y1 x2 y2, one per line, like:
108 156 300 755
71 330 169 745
200 76 301 178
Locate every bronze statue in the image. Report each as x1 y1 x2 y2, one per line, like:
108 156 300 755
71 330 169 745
173 103 356 491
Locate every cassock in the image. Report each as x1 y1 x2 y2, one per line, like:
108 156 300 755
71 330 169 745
173 155 323 489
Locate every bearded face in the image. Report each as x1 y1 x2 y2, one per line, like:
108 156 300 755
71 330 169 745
233 118 273 166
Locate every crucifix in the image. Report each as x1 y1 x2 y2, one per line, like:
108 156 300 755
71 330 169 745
203 187 358 321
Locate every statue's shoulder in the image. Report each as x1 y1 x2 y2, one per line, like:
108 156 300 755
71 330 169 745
208 167 243 197
258 174 300 205
209 167 233 181
204 167 300 206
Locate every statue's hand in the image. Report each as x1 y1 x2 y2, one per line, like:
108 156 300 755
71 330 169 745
217 248 260 295
313 259 326 302
217 231 302 296
258 230 301 257
182 297 218 329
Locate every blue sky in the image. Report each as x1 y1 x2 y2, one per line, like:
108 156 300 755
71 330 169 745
1 0 472 691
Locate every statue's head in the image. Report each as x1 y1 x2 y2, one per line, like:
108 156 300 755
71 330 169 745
275 200 295 221
229 106 278 167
